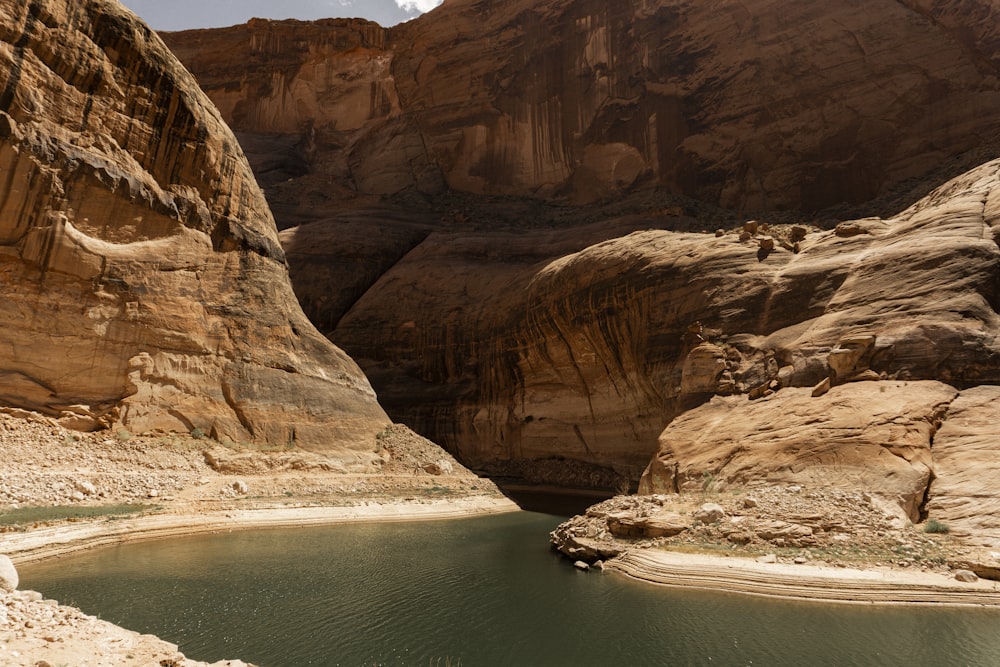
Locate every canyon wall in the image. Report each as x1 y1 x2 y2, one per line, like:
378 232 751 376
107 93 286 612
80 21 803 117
167 0 1000 502
310 161 1000 491
0 0 388 454
166 0 1000 216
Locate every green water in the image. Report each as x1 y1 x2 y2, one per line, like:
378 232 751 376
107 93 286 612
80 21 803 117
18 512 1000 666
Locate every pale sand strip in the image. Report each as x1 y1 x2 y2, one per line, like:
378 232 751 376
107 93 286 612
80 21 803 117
4 496 521 565
609 550 1000 607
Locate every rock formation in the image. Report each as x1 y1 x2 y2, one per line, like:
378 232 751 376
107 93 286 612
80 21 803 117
638 381 956 522
165 0 1000 216
924 386 1000 546
285 157 1000 499
165 0 1000 542
0 0 388 452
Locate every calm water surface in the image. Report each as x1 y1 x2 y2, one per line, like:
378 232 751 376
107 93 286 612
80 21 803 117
19 512 1000 666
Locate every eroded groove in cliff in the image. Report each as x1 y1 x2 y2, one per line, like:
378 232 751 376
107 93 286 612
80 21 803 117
917 394 958 521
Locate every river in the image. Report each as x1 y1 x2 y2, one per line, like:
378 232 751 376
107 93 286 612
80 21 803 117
19 511 1000 666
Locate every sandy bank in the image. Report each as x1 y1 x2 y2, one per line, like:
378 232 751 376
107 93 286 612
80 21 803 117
5 495 521 565
608 549 1000 607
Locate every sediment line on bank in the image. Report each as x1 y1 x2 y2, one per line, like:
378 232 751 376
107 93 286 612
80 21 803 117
608 550 1000 607
5 497 521 565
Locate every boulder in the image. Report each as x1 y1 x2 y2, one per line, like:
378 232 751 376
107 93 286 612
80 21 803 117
755 521 814 541
0 555 17 592
694 503 726 524
954 569 979 583
827 334 877 381
607 512 691 538
680 344 729 395
811 377 832 398
74 480 97 496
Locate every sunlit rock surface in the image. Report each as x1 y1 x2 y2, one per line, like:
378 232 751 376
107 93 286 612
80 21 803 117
0 0 388 451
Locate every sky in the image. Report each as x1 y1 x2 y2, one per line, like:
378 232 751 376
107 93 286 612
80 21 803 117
118 0 445 31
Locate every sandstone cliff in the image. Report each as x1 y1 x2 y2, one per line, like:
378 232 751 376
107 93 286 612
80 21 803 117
312 161 1000 498
166 0 1000 536
165 0 1000 216
0 0 388 453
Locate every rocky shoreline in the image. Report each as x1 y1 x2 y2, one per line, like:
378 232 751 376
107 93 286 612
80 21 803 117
4 406 1000 665
551 487 1000 606
0 411 516 665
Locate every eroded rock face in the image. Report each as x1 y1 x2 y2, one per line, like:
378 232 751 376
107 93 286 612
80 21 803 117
163 19 442 230
925 386 1000 548
162 1 1000 488
0 0 388 451
166 0 1000 214
638 381 957 521
302 161 1000 487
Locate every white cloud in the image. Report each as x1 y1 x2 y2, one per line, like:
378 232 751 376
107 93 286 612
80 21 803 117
395 0 444 13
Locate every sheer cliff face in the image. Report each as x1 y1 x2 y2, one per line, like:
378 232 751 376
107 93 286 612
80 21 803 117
312 161 1000 488
166 0 1000 214
0 0 388 452
168 0 1000 496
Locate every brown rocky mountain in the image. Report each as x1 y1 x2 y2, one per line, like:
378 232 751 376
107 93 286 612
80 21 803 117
164 0 1000 218
165 0 1000 523
0 0 389 455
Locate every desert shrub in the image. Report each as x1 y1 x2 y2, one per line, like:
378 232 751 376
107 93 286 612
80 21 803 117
923 519 950 534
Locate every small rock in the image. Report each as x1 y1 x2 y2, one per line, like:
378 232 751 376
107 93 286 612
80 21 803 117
232 480 248 495
71 491 85 501
811 376 831 397
574 560 590 571
694 503 726 524
834 221 869 237
757 554 778 564
0 555 17 591
758 236 775 251
148 489 160 498
743 220 759 235
715 229 725 237
954 569 979 583
74 480 97 496
793 556 808 564
743 497 759 509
